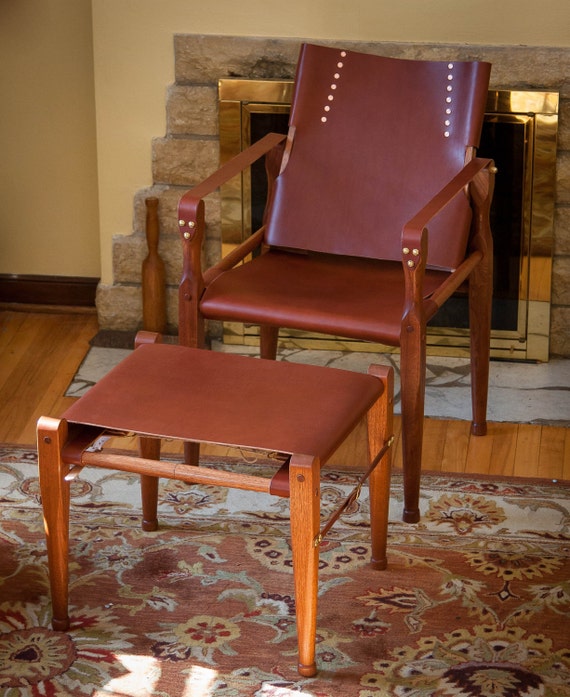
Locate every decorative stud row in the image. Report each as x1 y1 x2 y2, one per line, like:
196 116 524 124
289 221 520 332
443 62 454 138
320 50 348 124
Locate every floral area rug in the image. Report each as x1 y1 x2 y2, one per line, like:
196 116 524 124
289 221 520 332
1 444 569 696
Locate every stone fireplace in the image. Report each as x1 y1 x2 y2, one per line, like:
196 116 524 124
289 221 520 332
96 35 570 359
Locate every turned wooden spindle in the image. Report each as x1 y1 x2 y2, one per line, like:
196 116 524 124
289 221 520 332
142 197 167 333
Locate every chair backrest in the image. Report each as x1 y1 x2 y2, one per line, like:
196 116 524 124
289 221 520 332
265 43 491 270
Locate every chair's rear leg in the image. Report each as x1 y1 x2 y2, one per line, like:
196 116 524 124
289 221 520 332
469 254 492 437
399 331 426 524
289 454 320 678
139 437 161 531
37 417 72 631
367 365 394 569
179 293 204 469
260 325 279 360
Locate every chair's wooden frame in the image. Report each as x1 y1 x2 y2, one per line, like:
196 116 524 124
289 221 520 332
177 133 495 522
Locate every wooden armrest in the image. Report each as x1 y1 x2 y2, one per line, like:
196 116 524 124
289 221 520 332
401 157 493 247
400 158 494 317
178 132 287 233
177 132 286 347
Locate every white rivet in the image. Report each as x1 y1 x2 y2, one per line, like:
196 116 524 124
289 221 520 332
407 260 415 268
445 119 451 126
446 108 452 114
402 247 410 254
412 248 419 256
447 74 453 80
447 85 453 92
178 219 185 226
337 62 343 68
334 73 340 79
448 63 454 69
340 51 347 57
189 221 196 228
331 84 337 89
444 131 450 137
328 94 334 101
321 116 327 123
183 231 191 239
324 105 331 112
446 97 452 103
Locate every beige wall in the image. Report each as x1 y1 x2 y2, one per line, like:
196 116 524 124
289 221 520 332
93 0 569 284
0 0 100 277
2 1 568 282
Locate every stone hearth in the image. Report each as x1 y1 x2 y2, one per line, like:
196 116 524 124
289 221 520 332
96 35 570 357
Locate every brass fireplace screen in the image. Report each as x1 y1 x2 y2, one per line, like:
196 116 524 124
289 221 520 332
219 79 559 361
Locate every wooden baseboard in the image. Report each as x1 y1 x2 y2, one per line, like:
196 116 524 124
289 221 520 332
0 274 98 307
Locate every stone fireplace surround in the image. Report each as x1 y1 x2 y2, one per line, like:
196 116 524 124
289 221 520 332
96 34 570 358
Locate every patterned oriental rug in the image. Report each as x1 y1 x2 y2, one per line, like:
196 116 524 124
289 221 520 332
1 445 569 697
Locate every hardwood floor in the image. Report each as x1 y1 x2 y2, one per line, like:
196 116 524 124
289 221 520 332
0 308 99 445
1 308 568 481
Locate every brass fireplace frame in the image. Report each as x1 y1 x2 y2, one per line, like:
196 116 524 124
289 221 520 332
218 79 559 361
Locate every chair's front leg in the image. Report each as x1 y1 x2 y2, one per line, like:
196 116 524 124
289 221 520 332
367 365 394 569
288 453 320 678
139 437 161 531
37 417 72 631
399 327 426 524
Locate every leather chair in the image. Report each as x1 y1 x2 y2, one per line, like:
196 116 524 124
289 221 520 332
177 43 495 523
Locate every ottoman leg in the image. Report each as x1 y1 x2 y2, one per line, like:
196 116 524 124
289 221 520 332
289 454 320 678
139 437 161 531
367 365 394 569
37 417 72 631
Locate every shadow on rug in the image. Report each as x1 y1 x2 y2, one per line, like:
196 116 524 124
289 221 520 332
1 445 569 696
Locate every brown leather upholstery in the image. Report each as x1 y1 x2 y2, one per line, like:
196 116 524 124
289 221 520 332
201 251 449 345
63 343 382 462
266 45 490 269
177 43 495 523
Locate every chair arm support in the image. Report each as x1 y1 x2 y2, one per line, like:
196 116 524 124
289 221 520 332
178 132 286 282
203 227 267 285
177 132 286 347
